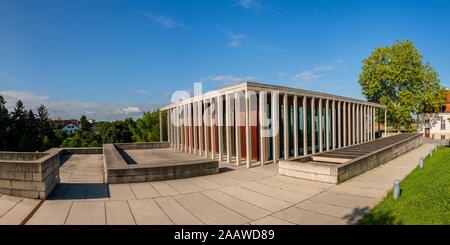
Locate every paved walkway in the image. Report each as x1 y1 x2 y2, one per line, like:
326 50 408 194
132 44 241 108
0 143 434 225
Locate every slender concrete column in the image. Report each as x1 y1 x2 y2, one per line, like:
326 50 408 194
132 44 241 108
235 92 242 166
245 90 252 168
337 101 341 148
193 103 197 154
166 109 170 146
326 99 330 151
217 95 223 161
259 91 267 165
175 107 178 150
210 98 216 159
198 101 203 156
368 106 371 141
311 97 315 154
377 107 381 139
372 106 375 140
180 106 183 151
352 103 356 145
293 95 298 157
188 103 193 154
283 94 289 160
355 104 359 144
226 93 232 164
159 110 162 142
360 104 363 143
318 98 323 152
184 104 188 152
332 100 336 149
272 91 279 162
205 99 211 157
343 101 346 147
384 108 387 137
303 96 307 156
347 102 351 146
364 105 369 142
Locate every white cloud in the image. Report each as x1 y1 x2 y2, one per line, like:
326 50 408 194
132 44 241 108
122 106 140 114
0 90 49 104
212 75 255 83
143 12 185 29
130 89 149 94
234 0 261 13
291 71 324 81
0 72 16 80
290 60 342 81
0 90 160 121
224 31 246 47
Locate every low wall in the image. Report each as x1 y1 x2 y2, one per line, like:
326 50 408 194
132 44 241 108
337 133 423 182
103 142 219 184
60 147 103 155
0 151 60 199
279 134 423 183
114 142 169 150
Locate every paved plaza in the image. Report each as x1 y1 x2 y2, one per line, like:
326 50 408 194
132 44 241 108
0 143 433 225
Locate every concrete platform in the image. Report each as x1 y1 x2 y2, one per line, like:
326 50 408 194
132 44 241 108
103 142 219 184
279 133 423 183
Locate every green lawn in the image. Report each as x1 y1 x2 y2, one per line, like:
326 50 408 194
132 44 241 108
359 146 450 225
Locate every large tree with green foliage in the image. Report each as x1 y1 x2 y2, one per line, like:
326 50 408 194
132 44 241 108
0 95 9 150
358 40 447 132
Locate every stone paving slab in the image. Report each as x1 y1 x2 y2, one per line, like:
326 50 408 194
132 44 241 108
202 173 244 186
273 207 348 225
250 215 295 225
256 177 324 196
239 182 310 203
105 201 136 225
0 195 22 217
219 186 291 212
309 191 380 210
65 201 106 225
0 198 40 225
166 179 205 194
174 192 249 225
327 184 387 199
27 200 72 225
129 183 160 199
202 190 271 220
185 176 221 190
128 199 173 225
295 200 363 224
150 181 180 196
154 196 204 225
109 184 136 201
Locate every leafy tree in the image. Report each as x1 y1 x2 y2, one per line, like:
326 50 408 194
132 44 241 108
37 104 49 121
0 95 9 150
80 115 91 131
358 40 447 132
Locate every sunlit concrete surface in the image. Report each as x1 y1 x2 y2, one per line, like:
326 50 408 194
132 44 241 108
0 143 433 225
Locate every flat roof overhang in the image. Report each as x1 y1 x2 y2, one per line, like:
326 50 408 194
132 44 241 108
159 82 386 111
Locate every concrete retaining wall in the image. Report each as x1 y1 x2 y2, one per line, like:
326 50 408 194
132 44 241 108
0 151 60 199
114 142 170 150
103 142 218 184
337 133 423 182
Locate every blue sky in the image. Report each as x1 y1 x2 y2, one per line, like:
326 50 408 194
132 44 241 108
1 0 450 120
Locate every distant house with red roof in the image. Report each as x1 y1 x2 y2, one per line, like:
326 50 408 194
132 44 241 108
418 90 450 140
